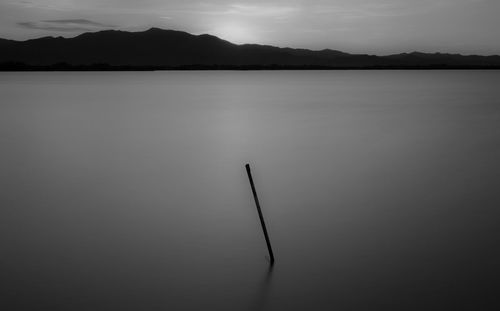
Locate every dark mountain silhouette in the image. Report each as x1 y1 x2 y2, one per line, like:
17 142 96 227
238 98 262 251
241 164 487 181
1 28 500 70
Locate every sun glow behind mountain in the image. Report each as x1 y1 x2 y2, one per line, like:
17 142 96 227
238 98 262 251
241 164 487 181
210 23 259 44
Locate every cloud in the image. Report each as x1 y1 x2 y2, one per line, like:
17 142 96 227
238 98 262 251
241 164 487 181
17 19 114 31
169 3 299 19
8 0 75 11
309 0 440 19
224 4 299 17
43 19 113 26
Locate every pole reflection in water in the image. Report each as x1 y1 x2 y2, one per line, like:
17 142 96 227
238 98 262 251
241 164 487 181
250 265 275 311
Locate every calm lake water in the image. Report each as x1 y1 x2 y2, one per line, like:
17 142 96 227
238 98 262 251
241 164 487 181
1 71 500 310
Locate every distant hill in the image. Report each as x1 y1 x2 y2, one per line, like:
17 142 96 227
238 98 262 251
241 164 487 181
1 28 500 70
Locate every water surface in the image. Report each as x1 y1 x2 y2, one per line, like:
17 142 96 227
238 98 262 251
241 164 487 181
1 71 499 310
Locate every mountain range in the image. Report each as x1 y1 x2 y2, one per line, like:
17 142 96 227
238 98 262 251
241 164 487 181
1 28 500 70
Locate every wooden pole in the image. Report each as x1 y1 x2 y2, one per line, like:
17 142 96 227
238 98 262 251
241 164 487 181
246 163 275 265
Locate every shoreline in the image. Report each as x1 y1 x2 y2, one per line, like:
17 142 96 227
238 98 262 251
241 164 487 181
2 63 500 71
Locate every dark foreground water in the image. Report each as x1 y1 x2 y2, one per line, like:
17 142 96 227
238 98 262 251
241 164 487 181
1 71 500 310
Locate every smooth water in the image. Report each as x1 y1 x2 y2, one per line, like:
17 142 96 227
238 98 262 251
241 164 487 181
1 71 499 310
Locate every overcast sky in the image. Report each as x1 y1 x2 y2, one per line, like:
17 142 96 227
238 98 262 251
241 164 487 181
0 0 499 55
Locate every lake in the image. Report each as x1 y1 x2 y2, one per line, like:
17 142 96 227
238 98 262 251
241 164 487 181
1 71 499 310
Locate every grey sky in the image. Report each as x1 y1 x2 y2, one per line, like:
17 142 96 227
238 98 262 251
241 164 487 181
0 0 499 55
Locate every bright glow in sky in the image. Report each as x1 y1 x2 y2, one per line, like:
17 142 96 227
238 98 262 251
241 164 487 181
0 0 499 54
211 21 261 44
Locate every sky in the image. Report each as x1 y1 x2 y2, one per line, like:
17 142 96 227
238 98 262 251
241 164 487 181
0 0 499 55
